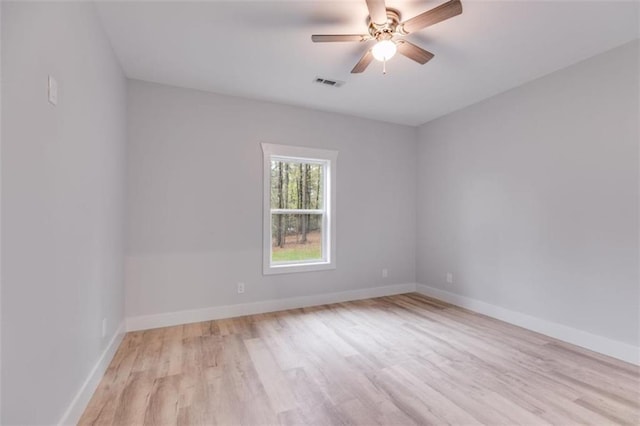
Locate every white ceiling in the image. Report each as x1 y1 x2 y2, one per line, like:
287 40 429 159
95 0 639 126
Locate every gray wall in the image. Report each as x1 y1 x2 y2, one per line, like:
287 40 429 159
0 1 3 421
417 41 639 346
1 2 127 424
126 80 417 318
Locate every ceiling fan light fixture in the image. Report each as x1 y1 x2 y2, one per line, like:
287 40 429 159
371 39 397 62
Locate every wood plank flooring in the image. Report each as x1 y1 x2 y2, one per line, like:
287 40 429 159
79 293 640 425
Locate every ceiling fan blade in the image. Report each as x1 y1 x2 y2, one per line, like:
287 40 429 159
366 0 388 25
312 34 369 42
400 0 463 34
351 49 374 73
397 40 434 64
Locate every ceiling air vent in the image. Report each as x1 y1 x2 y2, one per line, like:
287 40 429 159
313 77 345 88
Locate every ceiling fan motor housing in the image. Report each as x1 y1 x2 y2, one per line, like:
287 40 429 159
367 9 404 40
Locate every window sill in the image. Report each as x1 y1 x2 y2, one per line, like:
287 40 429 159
263 261 336 275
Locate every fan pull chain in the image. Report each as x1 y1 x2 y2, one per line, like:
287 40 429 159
383 58 387 75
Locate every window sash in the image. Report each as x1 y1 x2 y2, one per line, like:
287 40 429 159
269 158 328 264
270 210 328 265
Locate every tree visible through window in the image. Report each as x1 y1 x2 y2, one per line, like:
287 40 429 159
262 143 337 275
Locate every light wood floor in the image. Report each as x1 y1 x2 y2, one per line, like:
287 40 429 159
80 293 640 425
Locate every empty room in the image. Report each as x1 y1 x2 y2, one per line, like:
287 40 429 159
1 0 639 425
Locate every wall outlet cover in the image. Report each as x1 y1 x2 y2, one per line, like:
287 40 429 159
48 75 58 105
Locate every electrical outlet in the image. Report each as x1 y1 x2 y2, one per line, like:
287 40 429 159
446 273 453 284
101 318 107 338
382 268 389 278
237 282 245 294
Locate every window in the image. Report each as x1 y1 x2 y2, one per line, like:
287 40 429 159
262 143 337 275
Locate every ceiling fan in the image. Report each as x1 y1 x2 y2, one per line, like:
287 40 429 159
312 0 463 74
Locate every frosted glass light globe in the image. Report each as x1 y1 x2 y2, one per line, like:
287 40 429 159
371 40 397 62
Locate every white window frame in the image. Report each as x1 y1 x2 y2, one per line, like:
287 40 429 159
262 143 337 275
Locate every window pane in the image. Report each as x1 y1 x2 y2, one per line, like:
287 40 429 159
271 213 323 263
270 161 323 210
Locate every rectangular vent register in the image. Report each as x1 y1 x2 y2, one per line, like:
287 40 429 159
313 77 345 88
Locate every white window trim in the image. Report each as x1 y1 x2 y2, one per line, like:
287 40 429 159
261 143 338 275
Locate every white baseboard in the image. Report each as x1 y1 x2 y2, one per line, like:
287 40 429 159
416 284 639 365
58 322 126 426
126 282 417 332
128 280 638 362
